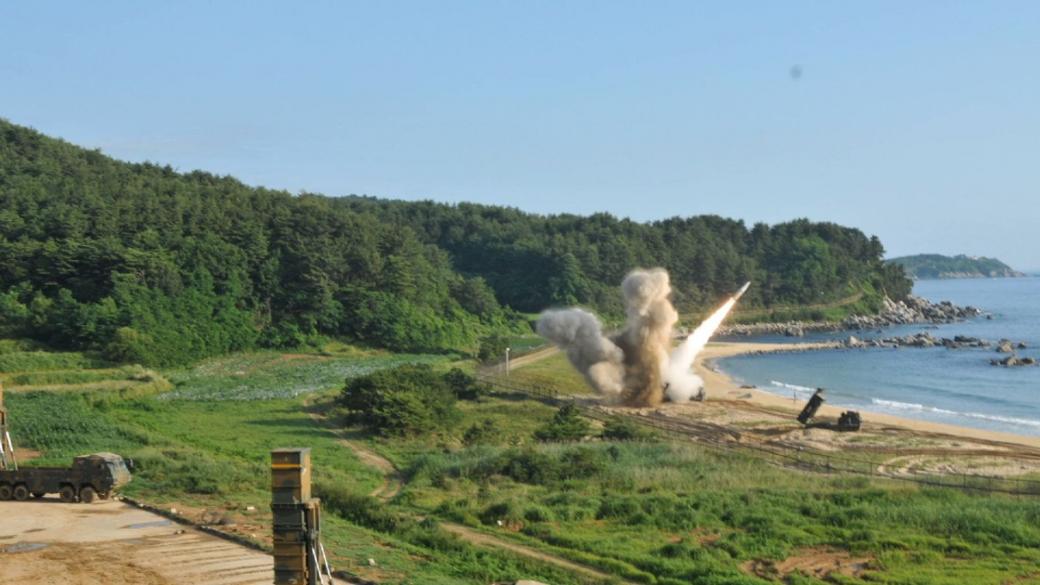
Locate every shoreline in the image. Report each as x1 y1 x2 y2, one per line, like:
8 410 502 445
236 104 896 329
696 341 1040 450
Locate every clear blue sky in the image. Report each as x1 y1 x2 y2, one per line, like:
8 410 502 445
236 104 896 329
3 1 1038 269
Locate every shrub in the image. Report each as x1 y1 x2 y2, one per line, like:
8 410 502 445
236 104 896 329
477 333 509 363
339 364 459 436
443 367 487 400
462 419 499 446
533 403 590 442
601 417 656 441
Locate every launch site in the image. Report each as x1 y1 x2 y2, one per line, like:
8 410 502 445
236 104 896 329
2 3 1040 585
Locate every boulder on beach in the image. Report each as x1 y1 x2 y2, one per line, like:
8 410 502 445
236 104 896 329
996 340 1015 353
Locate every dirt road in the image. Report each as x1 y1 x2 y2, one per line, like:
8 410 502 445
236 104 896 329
306 398 629 583
0 498 353 585
0 498 273 584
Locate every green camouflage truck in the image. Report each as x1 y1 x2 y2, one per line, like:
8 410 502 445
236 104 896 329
0 452 132 503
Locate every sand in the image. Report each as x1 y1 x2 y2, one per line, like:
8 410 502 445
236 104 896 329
695 341 1040 451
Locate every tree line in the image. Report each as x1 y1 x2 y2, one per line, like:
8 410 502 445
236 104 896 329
337 197 911 314
0 118 910 365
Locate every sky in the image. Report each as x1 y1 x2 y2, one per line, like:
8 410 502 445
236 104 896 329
2 2 1038 270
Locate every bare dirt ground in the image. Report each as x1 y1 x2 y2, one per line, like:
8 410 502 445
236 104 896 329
742 547 874 581
0 498 276 585
590 341 1040 481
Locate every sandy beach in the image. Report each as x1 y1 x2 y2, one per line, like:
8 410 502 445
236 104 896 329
694 341 1040 451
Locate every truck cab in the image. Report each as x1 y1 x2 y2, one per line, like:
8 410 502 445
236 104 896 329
71 452 133 496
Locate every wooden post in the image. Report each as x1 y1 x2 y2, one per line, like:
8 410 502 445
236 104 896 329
272 448 330 585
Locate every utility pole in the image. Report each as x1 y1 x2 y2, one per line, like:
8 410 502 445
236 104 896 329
505 347 511 377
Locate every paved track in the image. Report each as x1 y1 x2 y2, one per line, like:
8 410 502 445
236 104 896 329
0 498 350 585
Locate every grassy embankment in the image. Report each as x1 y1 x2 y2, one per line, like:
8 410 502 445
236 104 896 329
3 339 1040 585
1 341 585 585
723 286 881 326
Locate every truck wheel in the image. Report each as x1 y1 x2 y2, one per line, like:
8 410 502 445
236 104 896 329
59 485 77 503
12 485 30 501
0 484 12 501
79 486 97 504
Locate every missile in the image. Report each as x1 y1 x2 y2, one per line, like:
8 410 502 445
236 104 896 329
734 281 751 300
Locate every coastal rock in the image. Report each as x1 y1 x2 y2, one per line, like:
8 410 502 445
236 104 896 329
996 340 1015 353
855 331 997 351
990 354 1038 367
717 295 981 338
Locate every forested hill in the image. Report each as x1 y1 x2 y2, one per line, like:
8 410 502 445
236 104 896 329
335 197 911 315
888 254 1026 279
0 119 910 365
0 119 517 365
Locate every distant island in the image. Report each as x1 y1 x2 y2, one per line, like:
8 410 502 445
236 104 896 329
887 254 1026 279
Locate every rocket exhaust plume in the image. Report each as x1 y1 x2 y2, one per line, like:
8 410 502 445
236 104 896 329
537 270 749 407
663 281 749 402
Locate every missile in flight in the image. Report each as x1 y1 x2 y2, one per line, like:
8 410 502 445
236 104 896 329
734 281 751 300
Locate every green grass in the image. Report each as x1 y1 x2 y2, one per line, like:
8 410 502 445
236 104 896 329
400 441 1040 585
6 340 1040 585
0 350 110 373
2 342 588 584
507 334 549 355
160 349 447 400
504 351 591 396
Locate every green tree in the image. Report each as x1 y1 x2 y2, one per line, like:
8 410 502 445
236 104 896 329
339 364 459 436
533 404 591 442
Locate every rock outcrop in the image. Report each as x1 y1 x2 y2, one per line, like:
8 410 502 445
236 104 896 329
991 355 1038 367
718 295 982 337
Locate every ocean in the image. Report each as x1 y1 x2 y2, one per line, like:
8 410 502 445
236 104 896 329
718 277 1040 436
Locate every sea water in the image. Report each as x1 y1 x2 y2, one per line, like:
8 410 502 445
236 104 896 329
718 277 1040 436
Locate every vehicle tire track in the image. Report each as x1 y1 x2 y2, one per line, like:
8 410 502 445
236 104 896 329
305 408 402 501
305 399 630 584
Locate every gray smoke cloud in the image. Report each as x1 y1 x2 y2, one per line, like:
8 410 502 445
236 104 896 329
536 307 625 397
537 268 685 406
537 268 746 406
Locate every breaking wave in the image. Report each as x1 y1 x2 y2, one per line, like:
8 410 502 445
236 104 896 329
871 398 1040 429
769 380 816 397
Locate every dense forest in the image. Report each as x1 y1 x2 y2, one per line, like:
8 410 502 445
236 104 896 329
888 254 1025 280
0 119 910 365
336 198 911 314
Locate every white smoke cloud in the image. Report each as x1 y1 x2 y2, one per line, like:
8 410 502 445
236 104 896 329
537 268 743 406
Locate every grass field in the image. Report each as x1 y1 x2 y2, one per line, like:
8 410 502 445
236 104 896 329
4 340 1040 584
503 351 591 396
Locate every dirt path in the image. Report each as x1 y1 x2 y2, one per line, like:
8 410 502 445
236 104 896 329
478 345 559 377
305 407 403 501
441 522 634 584
306 398 628 583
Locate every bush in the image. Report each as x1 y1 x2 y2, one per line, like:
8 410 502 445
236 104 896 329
533 403 590 442
477 333 509 363
601 417 656 441
339 364 459 436
443 367 487 401
462 419 499 446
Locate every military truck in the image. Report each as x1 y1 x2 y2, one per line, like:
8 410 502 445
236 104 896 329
0 452 132 503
